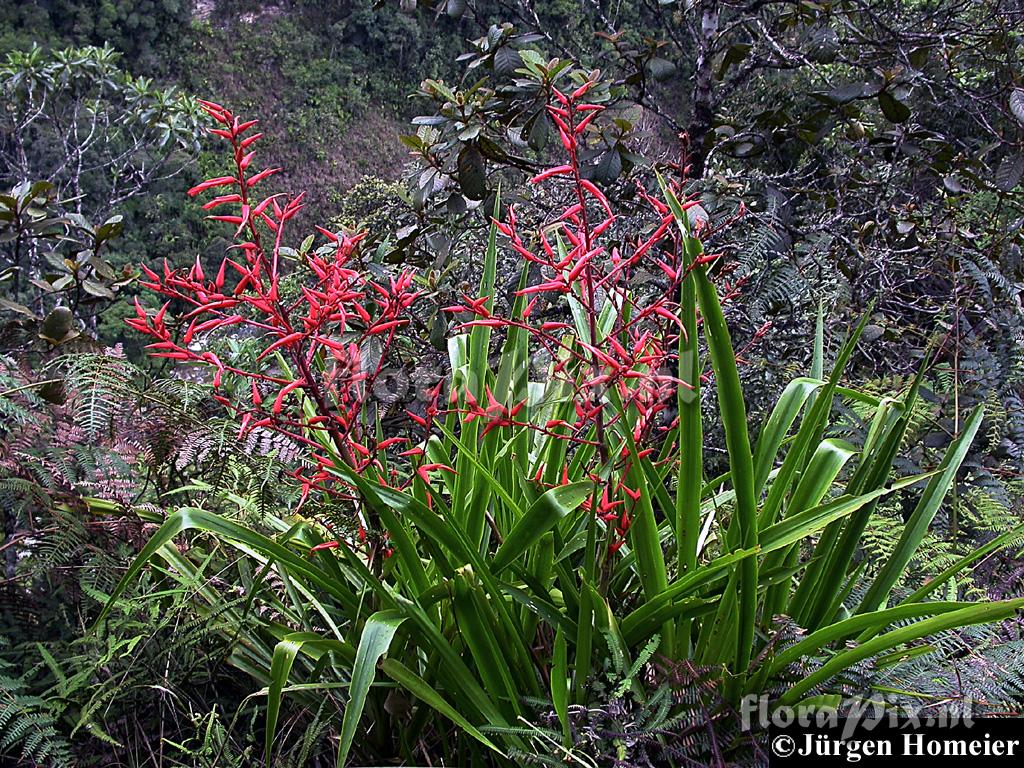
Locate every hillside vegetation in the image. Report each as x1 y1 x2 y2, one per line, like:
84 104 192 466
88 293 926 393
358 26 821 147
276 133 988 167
1 1 1022 766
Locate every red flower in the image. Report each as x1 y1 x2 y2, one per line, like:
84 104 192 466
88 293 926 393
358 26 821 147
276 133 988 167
128 102 421 518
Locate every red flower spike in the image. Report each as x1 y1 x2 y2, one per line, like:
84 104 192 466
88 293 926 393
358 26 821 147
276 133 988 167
531 165 573 183
417 463 457 484
406 411 428 428
571 81 595 100
188 176 237 197
271 378 304 414
246 167 282 189
258 332 305 360
620 484 642 502
557 127 576 153
574 110 601 134
315 225 339 243
309 541 341 555
130 96 715 528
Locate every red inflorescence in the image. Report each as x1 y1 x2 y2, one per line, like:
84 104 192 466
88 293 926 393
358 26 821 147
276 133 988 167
130 90 737 559
128 100 419 523
434 81 717 554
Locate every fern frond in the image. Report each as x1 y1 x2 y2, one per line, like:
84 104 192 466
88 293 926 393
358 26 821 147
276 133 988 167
0 666 73 768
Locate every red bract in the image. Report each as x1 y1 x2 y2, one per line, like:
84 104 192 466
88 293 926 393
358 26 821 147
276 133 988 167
129 95 742 560
428 82 723 553
129 102 420 534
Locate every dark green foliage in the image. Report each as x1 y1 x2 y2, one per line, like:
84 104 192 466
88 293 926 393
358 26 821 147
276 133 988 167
0 0 191 74
882 624 1024 715
0 341 306 765
505 640 767 766
0 646 74 768
0 1 1021 765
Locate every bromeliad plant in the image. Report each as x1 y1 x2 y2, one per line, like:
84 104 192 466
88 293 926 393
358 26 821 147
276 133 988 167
101 91 1023 765
125 100 420 523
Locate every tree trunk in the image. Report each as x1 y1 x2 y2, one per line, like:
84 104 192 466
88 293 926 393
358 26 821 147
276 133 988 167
690 0 720 177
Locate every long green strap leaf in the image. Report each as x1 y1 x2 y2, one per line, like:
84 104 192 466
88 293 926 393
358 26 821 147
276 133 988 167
265 632 351 767
670 201 704 581
337 610 406 767
452 567 521 717
381 658 506 756
620 548 756 646
769 601 980 675
760 315 869 534
551 625 571 746
95 507 363 628
693 264 758 674
812 360 929 620
856 405 985 615
752 378 823 499
265 635 303 766
901 523 1024 607
491 481 592 572
760 473 932 553
778 599 1024 705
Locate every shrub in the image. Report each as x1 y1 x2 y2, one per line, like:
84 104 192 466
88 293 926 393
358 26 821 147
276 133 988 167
102 92 1023 765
